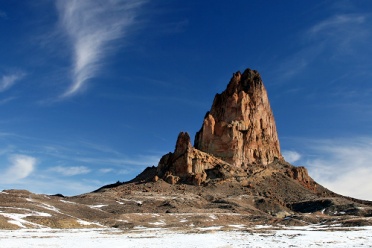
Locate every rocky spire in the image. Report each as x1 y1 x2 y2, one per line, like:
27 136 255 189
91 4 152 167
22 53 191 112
194 68 282 167
156 68 283 185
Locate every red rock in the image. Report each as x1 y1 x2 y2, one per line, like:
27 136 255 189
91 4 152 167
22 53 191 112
286 166 317 191
157 132 232 184
195 69 282 167
157 68 283 184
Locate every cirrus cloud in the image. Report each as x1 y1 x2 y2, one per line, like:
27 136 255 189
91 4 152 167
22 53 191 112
0 72 25 92
1 155 37 183
56 0 146 97
49 166 91 176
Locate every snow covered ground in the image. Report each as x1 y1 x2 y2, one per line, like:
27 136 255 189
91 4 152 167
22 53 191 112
0 225 371 248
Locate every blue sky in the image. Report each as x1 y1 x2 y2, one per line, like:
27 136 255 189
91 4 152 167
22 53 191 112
1 1 372 199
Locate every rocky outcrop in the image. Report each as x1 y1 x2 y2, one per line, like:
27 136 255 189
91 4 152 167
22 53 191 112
195 69 282 167
157 68 284 184
285 166 317 192
157 132 234 185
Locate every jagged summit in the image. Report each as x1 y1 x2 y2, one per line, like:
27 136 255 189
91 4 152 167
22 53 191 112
156 68 284 185
195 69 282 166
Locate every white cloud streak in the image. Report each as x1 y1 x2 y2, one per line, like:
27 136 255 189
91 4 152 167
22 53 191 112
49 166 91 176
307 14 369 54
76 155 160 168
99 168 114 173
56 0 146 97
272 13 371 83
0 72 25 92
309 14 365 35
1 155 37 183
304 137 372 201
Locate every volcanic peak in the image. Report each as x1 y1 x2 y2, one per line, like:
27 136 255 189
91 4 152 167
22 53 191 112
194 68 282 167
156 68 285 185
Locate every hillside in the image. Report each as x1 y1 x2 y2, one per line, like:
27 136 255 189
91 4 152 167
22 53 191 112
1 68 371 230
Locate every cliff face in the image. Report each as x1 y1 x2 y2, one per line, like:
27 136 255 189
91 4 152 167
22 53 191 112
157 68 284 185
194 69 282 167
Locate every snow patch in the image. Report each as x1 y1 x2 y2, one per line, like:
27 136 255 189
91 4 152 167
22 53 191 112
60 200 77 204
0 226 371 247
0 210 51 228
120 198 143 205
76 219 105 227
149 220 166 226
228 224 245 229
197 226 223 231
255 224 273 229
39 203 60 213
209 214 218 220
89 204 107 209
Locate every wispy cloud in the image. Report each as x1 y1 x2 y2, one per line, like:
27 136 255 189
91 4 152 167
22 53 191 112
0 155 37 183
76 154 160 168
307 14 369 55
272 12 371 83
30 140 161 169
99 168 114 174
56 0 146 97
49 165 91 176
0 72 25 92
282 150 301 163
272 45 322 82
310 14 365 34
301 137 372 201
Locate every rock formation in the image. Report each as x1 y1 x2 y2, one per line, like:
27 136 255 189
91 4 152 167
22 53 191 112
2 69 372 231
157 68 284 184
157 132 241 186
119 68 372 222
141 67 360 218
195 69 282 166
